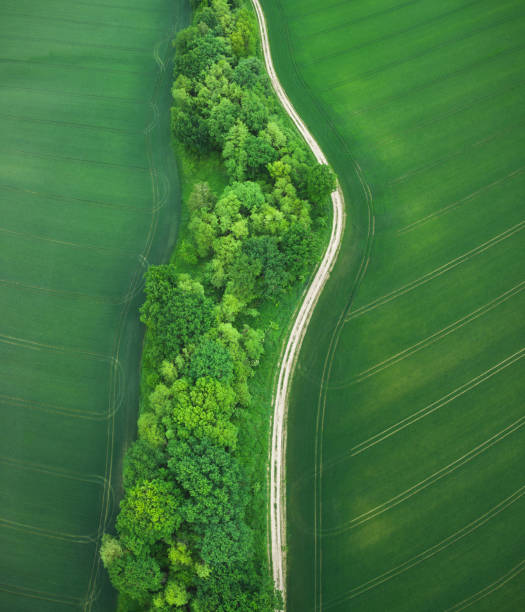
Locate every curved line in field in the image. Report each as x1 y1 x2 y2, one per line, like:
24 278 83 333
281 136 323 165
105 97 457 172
84 23 178 609
0 226 139 256
302 0 487 67
322 415 525 537
324 486 525 609
1 32 149 54
0 57 145 77
251 1 346 606
388 122 525 186
0 582 81 607
0 183 150 214
8 148 149 172
323 18 525 94
346 219 525 322
0 393 108 421
4 85 142 104
284 347 525 507
445 559 525 611
0 112 138 134
349 348 525 456
294 0 424 36
331 281 525 389
381 88 525 158
398 165 525 233
0 455 114 496
1 11 164 33
342 42 525 117
0 517 98 544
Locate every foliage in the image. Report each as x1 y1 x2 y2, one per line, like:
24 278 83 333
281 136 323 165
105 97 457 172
305 163 336 206
116 479 182 553
189 338 234 382
103 0 332 609
230 8 257 58
139 267 214 361
106 550 163 603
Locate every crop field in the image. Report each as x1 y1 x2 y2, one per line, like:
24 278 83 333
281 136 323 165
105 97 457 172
261 0 525 610
0 0 188 609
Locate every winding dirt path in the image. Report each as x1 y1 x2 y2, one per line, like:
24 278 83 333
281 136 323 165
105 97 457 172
250 1 346 606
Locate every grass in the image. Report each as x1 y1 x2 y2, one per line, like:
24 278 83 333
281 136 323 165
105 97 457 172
260 0 525 610
0 0 190 609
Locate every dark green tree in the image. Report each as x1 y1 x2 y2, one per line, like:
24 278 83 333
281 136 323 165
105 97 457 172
245 135 278 174
232 57 269 92
106 550 163 604
189 339 234 382
240 92 269 134
122 440 167 489
140 267 214 361
306 163 336 205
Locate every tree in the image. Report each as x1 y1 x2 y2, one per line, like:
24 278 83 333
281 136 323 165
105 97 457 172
217 293 245 323
249 202 286 236
281 222 316 280
174 29 231 80
209 97 239 147
106 550 162 603
244 236 289 299
122 439 166 488
245 135 278 174
211 0 234 36
167 435 246 530
189 209 219 258
150 377 238 449
171 106 211 154
165 580 190 607
173 377 238 448
232 57 268 92
242 325 265 366
188 182 216 212
260 121 287 151
240 92 269 134
225 252 259 302
100 534 123 567
230 8 257 58
208 234 242 289
137 411 165 448
195 6 220 32
306 163 336 205
189 339 234 382
215 191 242 233
140 267 215 361
223 120 250 181
117 479 182 552
227 180 265 213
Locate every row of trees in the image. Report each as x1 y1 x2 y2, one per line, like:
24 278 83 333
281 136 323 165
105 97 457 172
101 1 335 610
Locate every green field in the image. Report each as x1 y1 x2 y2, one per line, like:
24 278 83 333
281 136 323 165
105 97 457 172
0 1 189 609
261 0 525 610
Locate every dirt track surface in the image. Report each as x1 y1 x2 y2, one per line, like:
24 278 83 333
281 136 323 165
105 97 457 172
251 1 346 606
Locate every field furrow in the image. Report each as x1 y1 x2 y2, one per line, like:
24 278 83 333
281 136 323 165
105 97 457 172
261 0 525 609
0 1 189 609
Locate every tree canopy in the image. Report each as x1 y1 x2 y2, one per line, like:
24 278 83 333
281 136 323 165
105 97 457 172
102 0 331 609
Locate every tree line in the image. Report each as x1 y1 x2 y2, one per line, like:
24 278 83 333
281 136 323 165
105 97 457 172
101 0 335 610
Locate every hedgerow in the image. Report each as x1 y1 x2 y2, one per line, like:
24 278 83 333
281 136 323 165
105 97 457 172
101 1 335 610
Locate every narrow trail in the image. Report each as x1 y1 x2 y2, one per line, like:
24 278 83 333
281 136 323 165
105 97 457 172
251 1 346 606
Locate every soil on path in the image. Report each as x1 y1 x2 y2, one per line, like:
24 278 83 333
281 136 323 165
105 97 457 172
251 1 346 607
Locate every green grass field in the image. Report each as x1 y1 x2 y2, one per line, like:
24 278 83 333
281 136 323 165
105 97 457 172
0 1 189 609
261 0 525 610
